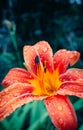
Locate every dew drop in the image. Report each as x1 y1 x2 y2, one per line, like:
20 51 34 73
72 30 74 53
62 59 65 62
62 49 66 52
59 118 63 125
31 48 34 51
46 101 51 105
43 47 47 53
66 51 70 54
58 106 63 111
57 53 61 56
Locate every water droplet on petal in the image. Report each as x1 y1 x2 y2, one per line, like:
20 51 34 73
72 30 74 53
62 49 66 52
58 106 63 111
58 53 61 56
43 48 47 53
59 118 63 125
31 48 34 51
66 51 70 54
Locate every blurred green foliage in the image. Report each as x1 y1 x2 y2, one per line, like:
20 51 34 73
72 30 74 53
0 0 83 130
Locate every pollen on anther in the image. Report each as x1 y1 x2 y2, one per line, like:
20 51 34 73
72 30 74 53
35 55 40 64
43 61 47 73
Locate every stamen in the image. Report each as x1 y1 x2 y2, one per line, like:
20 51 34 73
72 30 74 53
35 55 40 64
43 61 47 73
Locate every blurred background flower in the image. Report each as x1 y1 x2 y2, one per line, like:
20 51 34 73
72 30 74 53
0 0 83 130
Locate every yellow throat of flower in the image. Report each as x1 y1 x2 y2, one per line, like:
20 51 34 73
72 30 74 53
28 58 62 96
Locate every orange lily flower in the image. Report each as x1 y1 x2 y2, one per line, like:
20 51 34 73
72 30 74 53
0 41 83 130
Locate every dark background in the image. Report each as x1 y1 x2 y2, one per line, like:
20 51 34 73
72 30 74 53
0 0 83 130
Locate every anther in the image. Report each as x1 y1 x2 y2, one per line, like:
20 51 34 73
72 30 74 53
43 61 46 73
35 55 40 64
44 67 46 73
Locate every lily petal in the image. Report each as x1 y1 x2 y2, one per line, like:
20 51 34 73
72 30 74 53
57 88 83 98
60 68 83 92
53 49 80 74
60 68 83 81
23 41 53 74
44 95 77 130
2 68 33 87
0 83 44 120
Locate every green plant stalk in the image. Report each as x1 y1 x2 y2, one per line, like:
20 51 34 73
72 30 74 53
10 22 22 67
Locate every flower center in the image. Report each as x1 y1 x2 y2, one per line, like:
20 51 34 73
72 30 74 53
28 56 62 96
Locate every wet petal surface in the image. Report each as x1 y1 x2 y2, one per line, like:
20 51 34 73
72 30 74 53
53 49 80 74
57 88 83 98
60 68 83 93
2 68 33 87
60 68 83 81
0 83 34 120
44 95 77 130
23 41 53 74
